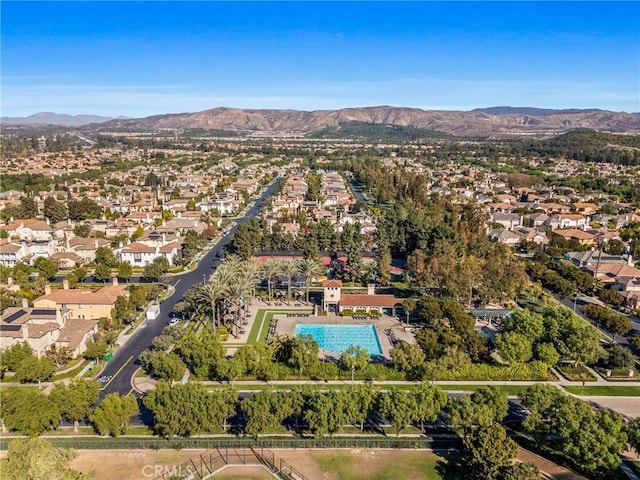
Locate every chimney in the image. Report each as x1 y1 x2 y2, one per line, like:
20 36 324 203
7 276 13 286
112 277 119 287
94 239 99 249
62 280 69 290
22 298 28 308
367 284 375 296
67 218 72 226
629 255 634 266
162 233 166 244
44 285 51 295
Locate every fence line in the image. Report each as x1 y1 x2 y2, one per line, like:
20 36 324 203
0 435 458 451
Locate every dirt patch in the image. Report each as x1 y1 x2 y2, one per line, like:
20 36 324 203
212 466 275 479
70 449 208 480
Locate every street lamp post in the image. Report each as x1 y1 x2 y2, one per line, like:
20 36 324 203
573 292 578 312
202 274 206 285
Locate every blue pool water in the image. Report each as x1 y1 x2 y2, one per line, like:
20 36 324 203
295 324 383 356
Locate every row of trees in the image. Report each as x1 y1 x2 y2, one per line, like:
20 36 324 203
0 380 137 436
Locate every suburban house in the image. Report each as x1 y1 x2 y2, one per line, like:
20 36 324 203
551 229 597 246
0 301 98 357
0 240 28 267
117 240 182 267
0 219 53 241
33 279 128 320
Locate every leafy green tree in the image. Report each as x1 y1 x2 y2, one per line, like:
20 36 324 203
377 389 415 436
628 417 640 455
43 197 67 224
448 387 508 430
50 380 100 433
216 355 247 385
536 342 560 367
82 339 108 361
143 382 236 437
459 424 518 480
73 224 92 238
0 342 34 372
501 462 540 480
73 266 88 284
344 384 376 431
520 384 627 474
67 197 102 220
0 438 82 480
288 334 319 376
1 389 59 435
604 344 635 369
127 285 147 310
90 393 139 437
390 342 426 376
411 383 447 433
151 352 186 381
15 356 55 383
176 329 224 379
34 257 58 280
501 309 544 342
94 263 112 283
112 296 135 325
95 246 117 267
143 256 170 281
19 196 39 218
116 261 133 283
340 345 370 373
241 390 292 438
495 332 532 364
305 390 348 437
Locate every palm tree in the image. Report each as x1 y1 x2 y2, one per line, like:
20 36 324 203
298 258 325 303
195 277 229 332
242 257 263 298
263 259 284 303
280 260 301 302
226 275 253 336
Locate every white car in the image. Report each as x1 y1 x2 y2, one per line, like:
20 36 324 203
168 318 180 326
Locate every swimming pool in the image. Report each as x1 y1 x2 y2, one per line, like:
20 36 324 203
295 324 383 356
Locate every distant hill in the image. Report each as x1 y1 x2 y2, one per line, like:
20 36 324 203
470 106 604 116
90 105 640 137
1 112 121 126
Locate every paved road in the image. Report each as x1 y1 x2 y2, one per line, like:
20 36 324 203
560 294 640 346
96 178 281 400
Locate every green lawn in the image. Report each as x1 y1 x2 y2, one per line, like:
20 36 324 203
312 450 451 480
563 385 640 396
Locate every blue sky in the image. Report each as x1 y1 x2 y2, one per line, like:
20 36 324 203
2 1 639 117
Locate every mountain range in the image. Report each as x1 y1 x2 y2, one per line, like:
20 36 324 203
3 107 640 136
0 112 120 127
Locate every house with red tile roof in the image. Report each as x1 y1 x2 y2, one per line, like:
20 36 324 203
33 279 127 321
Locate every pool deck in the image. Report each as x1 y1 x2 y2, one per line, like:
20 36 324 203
275 313 416 360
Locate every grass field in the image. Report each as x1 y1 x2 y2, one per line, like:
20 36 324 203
563 385 640 396
279 449 454 480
